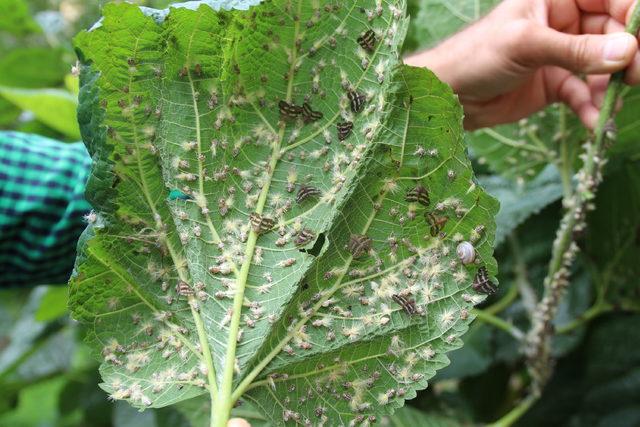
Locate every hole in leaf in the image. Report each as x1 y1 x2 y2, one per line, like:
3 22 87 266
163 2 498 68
299 232 326 257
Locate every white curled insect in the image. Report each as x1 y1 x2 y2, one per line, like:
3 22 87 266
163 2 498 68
456 241 476 265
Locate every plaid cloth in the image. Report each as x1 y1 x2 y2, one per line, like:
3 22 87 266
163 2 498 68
0 131 91 287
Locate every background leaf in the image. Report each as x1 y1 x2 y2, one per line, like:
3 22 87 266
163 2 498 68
478 165 564 246
0 48 68 88
0 86 80 139
0 0 41 36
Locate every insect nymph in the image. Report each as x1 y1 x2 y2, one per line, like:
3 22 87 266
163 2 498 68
473 267 497 294
347 234 372 258
302 102 323 123
296 185 322 203
392 294 418 315
278 100 303 119
175 281 194 297
348 90 366 113
294 228 316 247
250 213 275 235
405 185 430 206
337 121 354 141
426 213 448 237
357 29 377 52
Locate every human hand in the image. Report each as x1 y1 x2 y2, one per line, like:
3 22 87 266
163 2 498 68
405 0 640 130
228 418 251 427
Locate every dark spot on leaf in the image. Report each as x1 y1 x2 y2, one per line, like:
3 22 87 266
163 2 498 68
299 232 326 257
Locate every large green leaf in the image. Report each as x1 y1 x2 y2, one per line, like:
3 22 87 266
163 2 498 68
243 66 498 425
469 105 586 182
0 0 40 36
0 86 80 139
406 0 500 53
613 86 640 159
69 1 497 424
0 48 68 88
478 164 563 246
585 161 640 306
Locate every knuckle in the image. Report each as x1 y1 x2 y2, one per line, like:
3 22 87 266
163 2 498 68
570 36 593 70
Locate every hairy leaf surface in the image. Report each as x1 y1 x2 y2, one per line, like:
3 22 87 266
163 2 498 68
241 66 498 425
69 0 497 423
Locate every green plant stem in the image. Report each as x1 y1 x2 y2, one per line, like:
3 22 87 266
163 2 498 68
484 280 519 316
524 0 640 397
556 302 612 334
472 309 524 340
486 395 537 427
212 5 301 425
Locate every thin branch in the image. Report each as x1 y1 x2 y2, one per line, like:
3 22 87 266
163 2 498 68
486 395 537 427
524 4 640 396
472 309 524 340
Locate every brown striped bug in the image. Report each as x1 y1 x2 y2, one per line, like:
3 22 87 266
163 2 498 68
175 281 194 297
473 267 497 294
179 66 188 79
405 185 430 206
392 294 418 315
296 185 322 203
278 100 303 120
301 102 323 123
426 213 448 237
357 29 377 52
337 121 354 141
194 63 203 77
347 234 372 258
250 213 275 235
348 90 366 113
294 228 316 247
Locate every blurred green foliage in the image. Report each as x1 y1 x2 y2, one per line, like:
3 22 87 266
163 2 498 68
0 0 174 139
1 0 639 426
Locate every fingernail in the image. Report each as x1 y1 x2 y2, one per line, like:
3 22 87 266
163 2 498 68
603 33 635 63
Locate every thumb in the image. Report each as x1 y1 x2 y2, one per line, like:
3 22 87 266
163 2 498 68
227 418 251 427
520 27 638 74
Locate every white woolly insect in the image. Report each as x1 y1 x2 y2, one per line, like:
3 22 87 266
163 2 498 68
456 241 476 265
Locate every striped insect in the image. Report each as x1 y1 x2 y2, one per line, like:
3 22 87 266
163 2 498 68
357 29 377 52
405 185 430 206
302 102 323 123
392 294 418 315
337 121 354 141
295 228 316 247
347 234 372 258
348 90 366 113
426 213 448 237
472 267 497 295
296 185 322 203
250 213 275 235
279 100 303 120
175 281 194 297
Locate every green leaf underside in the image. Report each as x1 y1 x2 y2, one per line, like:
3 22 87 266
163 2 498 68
242 65 498 426
69 0 497 424
470 106 586 182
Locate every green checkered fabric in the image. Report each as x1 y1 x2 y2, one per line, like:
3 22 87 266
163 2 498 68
0 131 91 287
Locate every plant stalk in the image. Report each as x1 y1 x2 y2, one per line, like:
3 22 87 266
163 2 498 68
524 3 640 396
